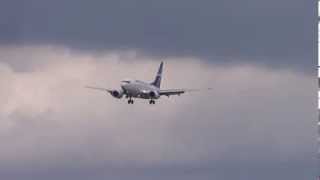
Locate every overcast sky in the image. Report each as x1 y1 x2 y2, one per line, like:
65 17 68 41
0 1 316 180
0 0 315 72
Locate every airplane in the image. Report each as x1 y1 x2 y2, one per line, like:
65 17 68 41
86 62 208 104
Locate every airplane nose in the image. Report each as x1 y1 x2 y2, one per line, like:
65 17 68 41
121 80 130 85
121 82 129 89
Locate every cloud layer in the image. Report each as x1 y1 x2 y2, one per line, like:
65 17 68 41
0 45 315 180
0 0 313 72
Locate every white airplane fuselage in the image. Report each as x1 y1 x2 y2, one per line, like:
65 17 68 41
121 80 160 99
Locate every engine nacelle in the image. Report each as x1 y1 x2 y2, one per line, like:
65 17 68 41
149 91 160 99
111 90 124 99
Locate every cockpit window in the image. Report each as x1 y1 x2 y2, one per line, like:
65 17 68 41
121 80 131 83
121 79 132 83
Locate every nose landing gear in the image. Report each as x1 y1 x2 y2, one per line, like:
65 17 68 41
149 100 155 104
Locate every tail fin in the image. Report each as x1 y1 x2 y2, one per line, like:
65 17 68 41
151 62 163 88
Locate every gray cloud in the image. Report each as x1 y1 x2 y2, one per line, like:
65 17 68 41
0 0 314 72
0 46 315 180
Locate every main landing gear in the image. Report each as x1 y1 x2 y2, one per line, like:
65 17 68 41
128 99 134 104
149 100 155 104
127 98 155 105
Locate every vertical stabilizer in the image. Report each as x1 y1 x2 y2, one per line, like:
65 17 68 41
151 62 163 88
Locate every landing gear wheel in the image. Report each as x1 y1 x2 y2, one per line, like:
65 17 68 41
149 100 155 104
128 99 134 104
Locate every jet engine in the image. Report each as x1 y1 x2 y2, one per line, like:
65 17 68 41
149 91 160 99
110 90 124 99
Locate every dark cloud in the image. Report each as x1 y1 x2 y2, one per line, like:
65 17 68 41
0 0 314 72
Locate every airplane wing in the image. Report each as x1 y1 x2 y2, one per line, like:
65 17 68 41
159 88 210 96
85 86 113 93
159 89 186 96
